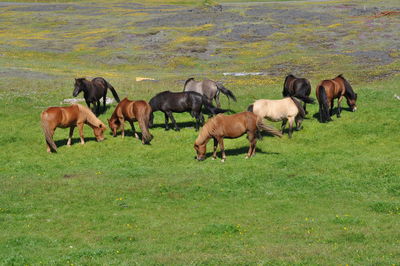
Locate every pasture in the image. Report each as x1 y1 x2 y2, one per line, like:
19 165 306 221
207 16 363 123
0 0 399 264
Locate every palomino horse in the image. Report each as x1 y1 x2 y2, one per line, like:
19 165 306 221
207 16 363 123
107 98 153 144
183 78 236 108
194 112 282 162
73 77 120 115
282 74 314 114
248 97 305 138
149 91 227 131
316 74 358 123
41 104 106 152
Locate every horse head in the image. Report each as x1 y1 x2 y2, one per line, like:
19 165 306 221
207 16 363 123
346 93 358 112
73 78 85 97
194 143 206 161
93 123 106 141
107 117 120 137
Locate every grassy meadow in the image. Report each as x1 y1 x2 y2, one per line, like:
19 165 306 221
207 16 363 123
0 0 400 264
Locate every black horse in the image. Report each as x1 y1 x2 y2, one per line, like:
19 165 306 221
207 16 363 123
282 74 314 114
149 91 227 131
73 77 120 115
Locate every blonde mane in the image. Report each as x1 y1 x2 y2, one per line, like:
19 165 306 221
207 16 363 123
76 104 105 128
195 116 219 145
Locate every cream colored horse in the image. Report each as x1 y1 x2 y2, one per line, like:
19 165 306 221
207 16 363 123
247 97 305 138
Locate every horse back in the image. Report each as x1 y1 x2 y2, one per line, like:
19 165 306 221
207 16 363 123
42 105 80 128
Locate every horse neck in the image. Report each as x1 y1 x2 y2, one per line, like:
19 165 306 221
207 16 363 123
195 127 211 146
81 107 101 128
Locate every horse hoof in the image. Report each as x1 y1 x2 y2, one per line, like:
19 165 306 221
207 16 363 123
212 157 216 160
245 156 249 159
221 159 225 163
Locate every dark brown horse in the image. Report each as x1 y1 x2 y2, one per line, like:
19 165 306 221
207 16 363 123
107 98 152 144
41 104 106 153
316 74 358 123
73 77 120 115
194 112 282 162
282 74 314 114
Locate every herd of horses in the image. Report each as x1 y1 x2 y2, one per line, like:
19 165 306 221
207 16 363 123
41 74 358 161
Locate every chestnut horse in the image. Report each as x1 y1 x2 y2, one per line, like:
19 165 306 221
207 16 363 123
107 98 152 144
247 97 305 138
194 112 282 162
316 74 358 123
282 74 314 114
41 104 106 153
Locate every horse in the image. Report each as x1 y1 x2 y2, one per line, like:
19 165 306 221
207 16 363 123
316 74 358 123
282 74 314 114
183 78 236 108
73 77 120 115
149 91 227 131
41 104 106 153
107 98 152 144
247 97 305 138
194 112 282 162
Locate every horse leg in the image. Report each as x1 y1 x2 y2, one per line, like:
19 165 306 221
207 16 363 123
67 126 75 146
212 137 218 160
215 93 221 108
46 129 55 153
103 91 107 111
329 100 334 116
218 138 226 162
281 119 287 134
246 132 256 158
288 117 295 138
337 95 344 118
303 102 308 115
77 123 85 144
96 100 101 115
85 100 90 109
164 112 170 130
129 121 139 139
120 118 125 138
167 112 179 131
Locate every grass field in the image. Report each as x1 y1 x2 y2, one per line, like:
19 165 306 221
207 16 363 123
1 0 400 264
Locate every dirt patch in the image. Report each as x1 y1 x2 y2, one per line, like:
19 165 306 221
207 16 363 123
0 68 56 80
222 23 280 41
347 50 395 66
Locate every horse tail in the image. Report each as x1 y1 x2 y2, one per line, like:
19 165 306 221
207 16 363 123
318 85 330 123
183 77 194 91
202 95 228 115
247 104 254 112
41 112 57 152
138 111 153 144
106 81 120 103
256 118 282 138
216 83 237 102
290 97 305 119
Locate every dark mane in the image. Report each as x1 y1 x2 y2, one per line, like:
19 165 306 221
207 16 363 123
184 77 195 88
338 75 356 99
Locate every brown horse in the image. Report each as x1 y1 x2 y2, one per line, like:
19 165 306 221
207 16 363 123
316 74 358 123
107 98 152 144
247 97 305 138
194 112 282 162
41 104 106 153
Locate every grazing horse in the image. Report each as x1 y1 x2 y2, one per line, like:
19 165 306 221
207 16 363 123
149 91 227 131
41 104 106 153
194 112 282 162
248 97 305 138
183 78 236 108
73 77 120 115
282 74 314 114
107 98 152 144
316 74 358 123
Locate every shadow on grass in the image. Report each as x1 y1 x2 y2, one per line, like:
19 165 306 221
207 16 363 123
150 121 198 130
54 137 98 148
205 146 279 158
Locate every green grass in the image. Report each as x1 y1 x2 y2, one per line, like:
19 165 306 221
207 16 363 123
1 0 400 264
